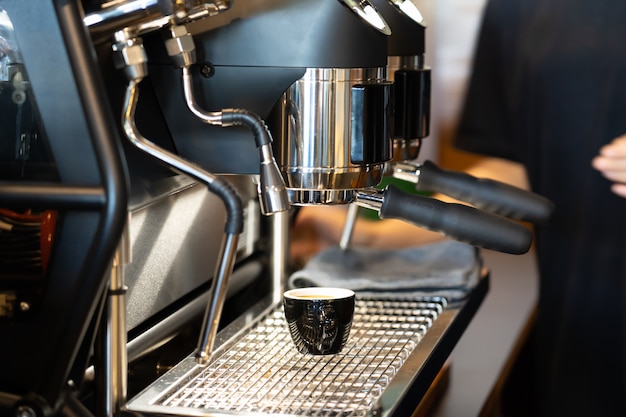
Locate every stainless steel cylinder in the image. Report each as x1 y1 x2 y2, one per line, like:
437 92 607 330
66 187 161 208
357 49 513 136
273 67 390 205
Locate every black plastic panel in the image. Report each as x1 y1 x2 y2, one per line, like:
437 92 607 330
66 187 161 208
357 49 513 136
350 83 393 164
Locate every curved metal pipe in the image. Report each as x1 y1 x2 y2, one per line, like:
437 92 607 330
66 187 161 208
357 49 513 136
181 66 222 125
122 78 242 233
181 64 289 215
194 233 239 364
123 80 216 189
122 78 242 364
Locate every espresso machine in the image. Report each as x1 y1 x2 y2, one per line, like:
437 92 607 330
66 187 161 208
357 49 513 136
0 1 552 416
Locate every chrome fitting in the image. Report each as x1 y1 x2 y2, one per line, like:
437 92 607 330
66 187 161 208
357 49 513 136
111 33 148 81
258 144 290 215
387 161 420 184
164 25 196 68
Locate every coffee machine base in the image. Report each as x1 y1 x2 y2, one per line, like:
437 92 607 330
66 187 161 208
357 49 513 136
125 274 488 417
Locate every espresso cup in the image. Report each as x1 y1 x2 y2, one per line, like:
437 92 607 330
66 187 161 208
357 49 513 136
283 287 355 355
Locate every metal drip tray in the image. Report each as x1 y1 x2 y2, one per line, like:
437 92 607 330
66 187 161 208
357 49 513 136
126 278 487 417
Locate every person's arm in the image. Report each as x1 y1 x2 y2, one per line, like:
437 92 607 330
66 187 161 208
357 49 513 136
592 134 626 198
289 205 444 266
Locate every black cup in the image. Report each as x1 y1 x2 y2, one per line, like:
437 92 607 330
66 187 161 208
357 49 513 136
283 287 355 355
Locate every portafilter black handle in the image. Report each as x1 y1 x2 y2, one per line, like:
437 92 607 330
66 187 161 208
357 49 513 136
414 160 554 223
358 184 533 255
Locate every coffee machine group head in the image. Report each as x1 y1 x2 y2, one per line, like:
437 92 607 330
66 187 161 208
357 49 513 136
272 0 433 205
272 65 393 205
152 0 394 206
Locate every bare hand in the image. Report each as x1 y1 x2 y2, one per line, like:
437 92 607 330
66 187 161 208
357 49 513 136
592 134 626 198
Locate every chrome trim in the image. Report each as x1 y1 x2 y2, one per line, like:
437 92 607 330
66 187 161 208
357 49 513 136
84 0 231 41
287 189 360 206
104 231 130 416
338 0 392 36
386 0 426 26
387 55 424 78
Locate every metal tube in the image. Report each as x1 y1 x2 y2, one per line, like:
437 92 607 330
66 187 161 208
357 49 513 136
103 223 130 417
123 79 242 363
118 35 243 366
84 0 167 43
123 80 218 188
84 0 231 42
181 66 223 125
270 211 289 302
339 204 359 250
195 233 239 364
83 0 161 29
355 188 385 212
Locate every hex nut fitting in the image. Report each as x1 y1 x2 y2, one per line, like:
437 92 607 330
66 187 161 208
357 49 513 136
164 25 196 68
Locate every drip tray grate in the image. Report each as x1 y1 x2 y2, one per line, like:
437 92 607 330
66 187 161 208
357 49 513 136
128 297 448 416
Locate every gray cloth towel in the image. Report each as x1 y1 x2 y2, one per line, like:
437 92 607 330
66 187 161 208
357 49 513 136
288 240 481 302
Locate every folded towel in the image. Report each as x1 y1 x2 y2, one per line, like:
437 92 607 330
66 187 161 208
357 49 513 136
288 240 481 302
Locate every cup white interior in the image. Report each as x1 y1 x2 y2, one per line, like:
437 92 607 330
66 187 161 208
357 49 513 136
284 287 354 300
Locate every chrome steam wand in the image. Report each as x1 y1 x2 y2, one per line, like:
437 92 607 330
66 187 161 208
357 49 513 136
164 24 290 216
112 30 243 364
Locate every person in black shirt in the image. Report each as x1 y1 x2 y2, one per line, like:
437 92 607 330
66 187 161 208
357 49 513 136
594 134 626 196
455 0 626 415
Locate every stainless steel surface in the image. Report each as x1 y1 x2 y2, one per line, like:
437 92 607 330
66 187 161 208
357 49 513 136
165 25 197 69
84 0 231 41
288 189 360 206
119 52 246 225
387 162 420 185
124 68 244 363
274 68 388 205
83 0 162 35
125 176 259 332
126 260 264 364
176 34 289 216
127 295 459 417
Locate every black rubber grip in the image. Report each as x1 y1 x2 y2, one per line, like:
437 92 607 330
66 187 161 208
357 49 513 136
416 160 554 223
380 185 533 254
